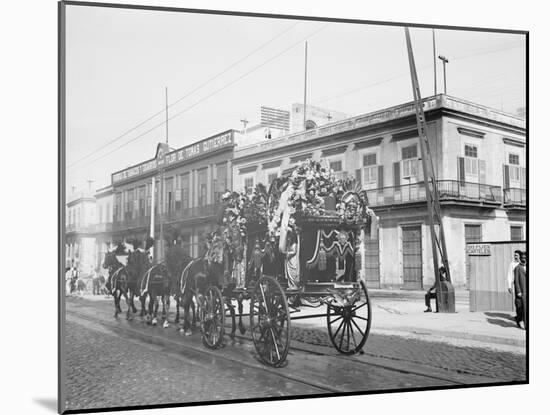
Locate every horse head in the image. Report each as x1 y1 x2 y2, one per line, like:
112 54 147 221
102 250 119 270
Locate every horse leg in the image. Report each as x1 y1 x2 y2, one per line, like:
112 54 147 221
237 294 246 335
139 293 147 318
130 290 138 314
124 291 132 320
162 295 170 328
191 300 196 328
183 296 192 336
113 290 119 318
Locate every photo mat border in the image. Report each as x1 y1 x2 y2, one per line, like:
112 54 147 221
58 1 529 413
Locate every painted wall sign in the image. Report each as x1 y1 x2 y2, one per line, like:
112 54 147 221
466 243 491 256
112 131 234 184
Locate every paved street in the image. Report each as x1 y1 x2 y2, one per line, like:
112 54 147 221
63 296 526 412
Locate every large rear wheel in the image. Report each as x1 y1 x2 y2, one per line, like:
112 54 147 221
200 286 225 349
326 279 371 355
250 275 290 367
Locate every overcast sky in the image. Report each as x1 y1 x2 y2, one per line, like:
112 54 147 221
65 4 526 192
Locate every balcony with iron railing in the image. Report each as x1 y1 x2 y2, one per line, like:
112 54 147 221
365 180 503 208
110 203 223 233
503 188 527 207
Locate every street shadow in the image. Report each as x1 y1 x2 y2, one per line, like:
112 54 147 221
484 312 517 328
486 318 517 328
485 312 515 322
34 398 57 413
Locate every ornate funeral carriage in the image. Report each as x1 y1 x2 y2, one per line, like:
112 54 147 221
200 160 377 367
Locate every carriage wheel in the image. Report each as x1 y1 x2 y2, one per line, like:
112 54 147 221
326 279 371 355
200 286 225 349
250 275 290 367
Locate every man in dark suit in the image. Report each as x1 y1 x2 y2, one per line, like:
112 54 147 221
513 251 527 329
424 266 447 312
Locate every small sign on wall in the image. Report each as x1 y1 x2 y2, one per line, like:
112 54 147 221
466 243 491 256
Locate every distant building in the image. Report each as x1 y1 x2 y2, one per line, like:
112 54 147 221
236 104 349 147
232 94 526 289
65 190 97 273
290 103 348 132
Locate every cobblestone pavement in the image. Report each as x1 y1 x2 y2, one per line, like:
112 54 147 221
63 297 526 411
64 319 323 411
288 327 526 381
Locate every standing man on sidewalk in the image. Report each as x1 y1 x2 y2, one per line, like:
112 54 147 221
513 251 527 329
507 250 521 294
424 266 447 313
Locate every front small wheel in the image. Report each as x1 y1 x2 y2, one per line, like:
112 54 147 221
250 275 290 367
200 286 225 349
327 279 372 354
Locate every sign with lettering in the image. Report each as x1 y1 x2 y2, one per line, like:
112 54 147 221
466 243 491 256
112 131 234 184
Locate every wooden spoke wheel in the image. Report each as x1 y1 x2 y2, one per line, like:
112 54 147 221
200 286 225 349
250 275 291 367
326 279 372 355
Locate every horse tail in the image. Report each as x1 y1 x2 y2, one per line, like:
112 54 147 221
141 267 153 296
180 260 195 297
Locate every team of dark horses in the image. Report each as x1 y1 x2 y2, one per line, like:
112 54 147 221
101 233 279 339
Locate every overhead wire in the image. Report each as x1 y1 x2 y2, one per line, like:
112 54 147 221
77 23 330 169
312 41 524 106
68 21 301 169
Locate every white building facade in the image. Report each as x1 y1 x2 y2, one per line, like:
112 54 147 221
232 95 526 289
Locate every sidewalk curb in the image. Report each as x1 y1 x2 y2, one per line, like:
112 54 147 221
370 326 526 347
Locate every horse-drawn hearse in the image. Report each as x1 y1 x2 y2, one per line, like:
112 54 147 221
100 160 377 367
176 159 377 367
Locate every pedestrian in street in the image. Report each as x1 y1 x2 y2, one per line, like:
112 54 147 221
424 266 447 313
513 251 527 329
70 265 78 295
507 250 522 294
92 267 100 295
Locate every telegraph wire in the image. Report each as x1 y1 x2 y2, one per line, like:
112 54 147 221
313 41 524 105
67 21 301 169
77 23 330 169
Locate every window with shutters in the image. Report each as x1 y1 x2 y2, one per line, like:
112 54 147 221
510 225 524 241
464 144 478 177
329 159 347 180
329 160 342 172
362 153 378 189
508 153 520 185
180 173 189 209
125 189 133 220
214 164 227 202
401 145 418 179
267 171 278 185
244 177 254 191
198 169 207 207
464 224 482 243
165 177 174 213
138 186 146 217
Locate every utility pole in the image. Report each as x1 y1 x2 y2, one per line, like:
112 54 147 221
165 86 169 144
303 41 308 131
432 29 437 95
438 55 449 94
158 87 169 262
405 27 454 312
